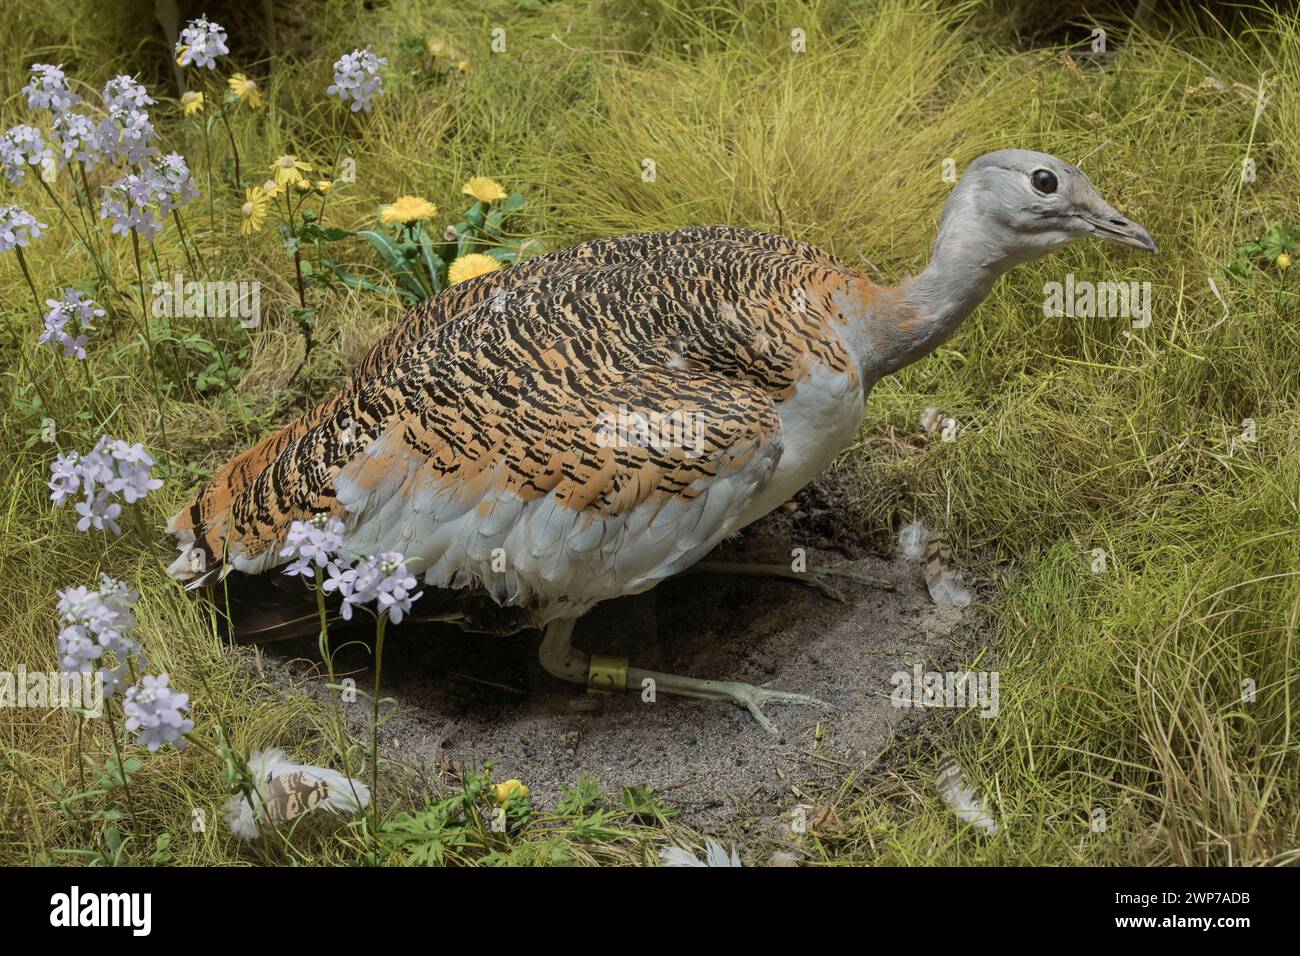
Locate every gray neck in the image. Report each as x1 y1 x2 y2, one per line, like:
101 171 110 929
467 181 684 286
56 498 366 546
877 226 1018 374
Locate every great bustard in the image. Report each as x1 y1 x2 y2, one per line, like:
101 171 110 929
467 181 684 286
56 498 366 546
168 149 1156 731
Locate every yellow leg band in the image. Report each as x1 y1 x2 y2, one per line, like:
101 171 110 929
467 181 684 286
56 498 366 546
587 655 629 695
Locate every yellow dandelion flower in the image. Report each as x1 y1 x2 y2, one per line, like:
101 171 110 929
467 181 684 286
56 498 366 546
228 73 263 109
456 59 470 73
181 91 204 115
239 187 269 236
1278 253 1292 270
461 176 507 203
448 253 503 285
491 779 529 806
272 154 314 187
380 195 438 225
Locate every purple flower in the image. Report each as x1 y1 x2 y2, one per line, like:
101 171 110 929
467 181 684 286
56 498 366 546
1 125 49 185
123 673 194 751
327 46 387 113
100 171 164 238
75 490 122 533
176 17 229 69
51 112 101 170
0 205 46 253
40 289 103 360
323 551 422 624
280 515 346 577
23 64 79 113
97 109 157 166
151 153 200 212
57 625 103 672
102 75 155 112
56 575 144 700
48 436 163 535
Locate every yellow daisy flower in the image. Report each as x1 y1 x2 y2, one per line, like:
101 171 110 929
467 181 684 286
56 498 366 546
261 178 282 197
380 195 438 225
228 73 263 109
272 155 314 187
181 91 204 115
461 176 507 203
448 253 503 285
316 179 334 194
239 187 270 236
491 779 529 806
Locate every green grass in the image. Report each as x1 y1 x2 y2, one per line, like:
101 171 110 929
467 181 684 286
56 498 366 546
1 0 1296 865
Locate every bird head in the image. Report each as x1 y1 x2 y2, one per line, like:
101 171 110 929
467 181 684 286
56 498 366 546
937 148 1157 268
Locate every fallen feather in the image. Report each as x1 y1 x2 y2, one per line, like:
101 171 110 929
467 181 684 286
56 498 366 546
935 755 998 835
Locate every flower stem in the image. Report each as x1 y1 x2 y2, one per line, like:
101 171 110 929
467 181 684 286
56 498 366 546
216 102 242 186
130 231 169 451
313 567 364 813
103 705 139 833
370 613 388 822
12 246 63 415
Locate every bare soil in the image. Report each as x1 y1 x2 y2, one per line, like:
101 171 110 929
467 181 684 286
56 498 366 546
252 472 990 847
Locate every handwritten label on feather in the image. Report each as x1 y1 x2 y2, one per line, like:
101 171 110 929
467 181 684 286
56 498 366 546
263 771 331 825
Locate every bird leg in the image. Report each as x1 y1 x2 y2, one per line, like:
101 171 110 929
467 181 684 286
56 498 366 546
685 560 895 602
537 619 829 735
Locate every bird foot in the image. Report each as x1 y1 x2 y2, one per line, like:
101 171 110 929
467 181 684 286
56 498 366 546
539 621 832 735
728 681 831 735
625 665 831 736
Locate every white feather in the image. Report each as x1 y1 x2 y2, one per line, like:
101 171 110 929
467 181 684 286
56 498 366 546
659 839 742 867
898 519 930 561
222 747 370 841
935 755 998 835
927 572 973 607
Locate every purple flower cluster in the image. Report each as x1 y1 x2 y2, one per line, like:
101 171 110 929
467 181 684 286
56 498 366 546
327 46 387 113
99 157 197 237
102 75 155 113
96 108 158 167
55 576 195 750
40 288 104 360
280 515 347 577
123 673 194 751
175 17 229 69
22 63 79 113
323 551 423 624
56 574 144 699
280 518 423 624
49 436 163 535
0 125 50 185
0 204 46 253
151 153 200 211
51 111 101 170
100 171 164 238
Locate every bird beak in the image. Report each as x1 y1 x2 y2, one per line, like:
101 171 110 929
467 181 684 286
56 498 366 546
1082 208 1158 254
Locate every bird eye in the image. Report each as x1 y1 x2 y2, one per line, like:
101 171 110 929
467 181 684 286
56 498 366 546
1031 169 1058 194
